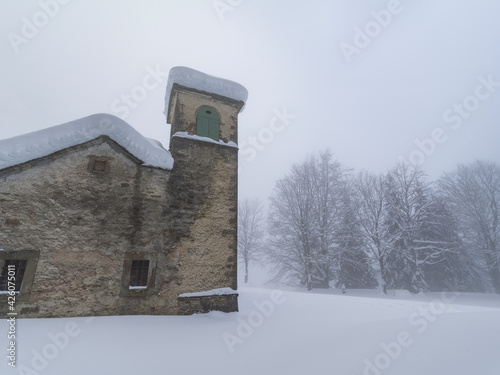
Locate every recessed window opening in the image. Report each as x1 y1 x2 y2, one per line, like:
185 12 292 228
92 159 107 172
0 260 27 292
129 260 150 288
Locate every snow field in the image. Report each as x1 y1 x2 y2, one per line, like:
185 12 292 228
1 287 499 375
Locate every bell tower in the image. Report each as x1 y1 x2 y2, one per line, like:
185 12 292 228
165 66 247 145
164 67 247 313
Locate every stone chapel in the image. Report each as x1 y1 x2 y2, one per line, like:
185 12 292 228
0 66 247 318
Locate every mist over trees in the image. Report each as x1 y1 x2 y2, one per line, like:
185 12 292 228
244 151 500 294
266 151 376 291
438 160 500 293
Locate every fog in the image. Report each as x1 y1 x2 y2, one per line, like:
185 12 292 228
1 0 499 201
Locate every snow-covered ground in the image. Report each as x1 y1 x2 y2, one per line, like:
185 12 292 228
2 287 500 375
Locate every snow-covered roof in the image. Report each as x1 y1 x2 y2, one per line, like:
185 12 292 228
164 66 248 117
0 114 174 171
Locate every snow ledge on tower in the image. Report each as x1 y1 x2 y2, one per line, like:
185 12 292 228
164 66 248 118
0 114 174 171
178 287 238 298
172 131 238 148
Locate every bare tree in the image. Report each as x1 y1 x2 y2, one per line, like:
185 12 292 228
420 195 487 292
385 163 455 293
335 184 378 289
311 150 346 288
238 198 265 283
267 157 318 290
267 151 366 291
353 171 399 293
438 160 500 293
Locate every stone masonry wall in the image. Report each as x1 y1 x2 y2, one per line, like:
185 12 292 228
0 137 176 318
167 137 238 297
0 129 239 317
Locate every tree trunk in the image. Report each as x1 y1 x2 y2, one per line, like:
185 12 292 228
244 259 249 284
378 257 387 294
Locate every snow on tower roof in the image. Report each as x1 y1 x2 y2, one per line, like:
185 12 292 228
164 66 248 117
0 114 174 171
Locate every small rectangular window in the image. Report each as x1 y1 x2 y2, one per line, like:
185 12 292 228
92 160 107 172
129 260 149 288
0 260 27 292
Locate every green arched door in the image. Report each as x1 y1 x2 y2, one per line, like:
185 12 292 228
196 106 220 141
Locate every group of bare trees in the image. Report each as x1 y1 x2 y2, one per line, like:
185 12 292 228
239 151 500 294
439 161 500 293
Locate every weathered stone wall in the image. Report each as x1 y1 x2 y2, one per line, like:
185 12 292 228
0 137 177 317
167 137 238 295
177 294 238 315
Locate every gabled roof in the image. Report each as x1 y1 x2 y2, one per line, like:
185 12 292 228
0 114 174 171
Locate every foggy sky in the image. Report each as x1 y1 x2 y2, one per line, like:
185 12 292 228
1 0 499 202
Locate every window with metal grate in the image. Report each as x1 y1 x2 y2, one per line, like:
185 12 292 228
0 259 27 292
129 260 150 287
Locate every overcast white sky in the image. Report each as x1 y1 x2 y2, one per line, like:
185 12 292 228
1 0 499 202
